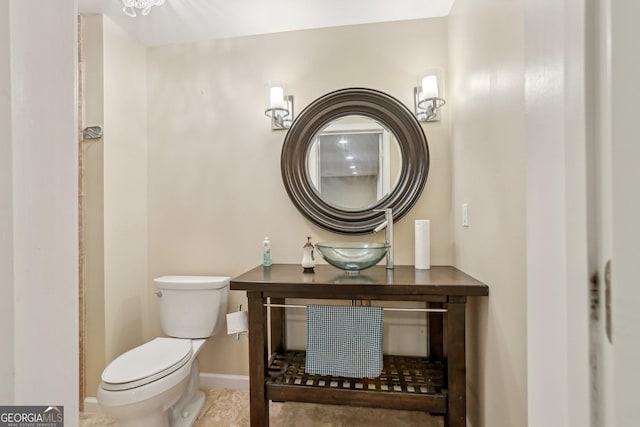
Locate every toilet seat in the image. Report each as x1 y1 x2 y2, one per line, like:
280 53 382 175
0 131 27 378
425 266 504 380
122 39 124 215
101 337 193 391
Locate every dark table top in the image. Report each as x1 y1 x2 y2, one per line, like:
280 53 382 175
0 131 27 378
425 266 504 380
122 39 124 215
231 264 489 299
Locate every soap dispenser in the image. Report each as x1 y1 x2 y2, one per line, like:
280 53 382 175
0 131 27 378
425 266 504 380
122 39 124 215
301 236 315 273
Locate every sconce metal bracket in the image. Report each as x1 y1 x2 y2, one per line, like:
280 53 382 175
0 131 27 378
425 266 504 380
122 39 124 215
414 87 445 122
270 95 295 130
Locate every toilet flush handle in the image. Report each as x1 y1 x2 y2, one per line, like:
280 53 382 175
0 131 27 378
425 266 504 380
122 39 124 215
155 291 162 297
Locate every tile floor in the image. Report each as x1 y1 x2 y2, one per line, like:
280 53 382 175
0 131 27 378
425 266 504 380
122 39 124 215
80 387 443 426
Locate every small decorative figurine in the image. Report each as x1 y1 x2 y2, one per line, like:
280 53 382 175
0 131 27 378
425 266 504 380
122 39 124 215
301 236 315 273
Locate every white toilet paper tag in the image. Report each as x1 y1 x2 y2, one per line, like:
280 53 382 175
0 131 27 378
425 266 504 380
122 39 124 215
226 311 249 335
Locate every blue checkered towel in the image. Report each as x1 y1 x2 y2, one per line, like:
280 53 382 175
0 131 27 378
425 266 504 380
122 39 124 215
305 304 384 378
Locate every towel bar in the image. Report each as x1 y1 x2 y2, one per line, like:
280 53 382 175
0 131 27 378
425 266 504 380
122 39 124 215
263 303 447 313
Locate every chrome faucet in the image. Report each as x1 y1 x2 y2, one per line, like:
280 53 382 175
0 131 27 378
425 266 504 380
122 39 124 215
373 208 394 269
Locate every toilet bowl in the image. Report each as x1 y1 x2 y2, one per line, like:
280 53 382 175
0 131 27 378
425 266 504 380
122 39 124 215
97 276 229 427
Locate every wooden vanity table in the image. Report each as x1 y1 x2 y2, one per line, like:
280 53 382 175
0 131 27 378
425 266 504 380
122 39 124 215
230 264 489 427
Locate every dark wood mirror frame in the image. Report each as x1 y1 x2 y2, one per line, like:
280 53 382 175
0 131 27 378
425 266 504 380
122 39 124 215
281 87 430 235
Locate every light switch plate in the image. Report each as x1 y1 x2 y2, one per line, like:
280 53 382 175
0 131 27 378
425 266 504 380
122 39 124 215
462 203 469 227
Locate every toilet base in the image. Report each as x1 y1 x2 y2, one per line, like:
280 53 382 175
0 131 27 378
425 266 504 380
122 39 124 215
170 390 205 427
169 358 205 426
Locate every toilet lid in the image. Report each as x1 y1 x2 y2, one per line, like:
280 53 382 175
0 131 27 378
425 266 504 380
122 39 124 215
101 337 193 391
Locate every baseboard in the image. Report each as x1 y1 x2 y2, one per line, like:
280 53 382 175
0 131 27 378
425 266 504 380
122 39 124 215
199 372 249 391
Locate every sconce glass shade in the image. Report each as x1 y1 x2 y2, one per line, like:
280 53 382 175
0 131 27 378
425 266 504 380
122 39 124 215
265 81 294 130
415 73 446 122
121 0 166 17
419 75 439 100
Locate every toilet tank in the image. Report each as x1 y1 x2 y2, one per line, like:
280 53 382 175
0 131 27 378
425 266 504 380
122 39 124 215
153 275 229 338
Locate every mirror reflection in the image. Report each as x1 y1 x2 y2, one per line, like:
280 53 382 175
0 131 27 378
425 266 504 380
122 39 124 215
306 115 402 211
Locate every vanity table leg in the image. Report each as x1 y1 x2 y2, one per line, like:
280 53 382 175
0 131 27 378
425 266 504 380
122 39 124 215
428 302 444 361
247 291 269 426
269 297 285 354
445 296 466 427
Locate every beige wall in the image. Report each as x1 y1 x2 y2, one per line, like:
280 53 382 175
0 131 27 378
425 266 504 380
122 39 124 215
0 0 14 404
146 18 451 375
103 14 149 362
448 1 527 427
524 0 591 423
609 0 640 422
4 0 79 415
82 14 106 398
83 15 149 395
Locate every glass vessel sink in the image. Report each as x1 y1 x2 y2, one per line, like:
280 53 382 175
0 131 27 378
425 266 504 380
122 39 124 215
315 242 390 274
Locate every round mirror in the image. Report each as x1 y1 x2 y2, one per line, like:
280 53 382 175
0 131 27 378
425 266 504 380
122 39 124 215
281 88 429 234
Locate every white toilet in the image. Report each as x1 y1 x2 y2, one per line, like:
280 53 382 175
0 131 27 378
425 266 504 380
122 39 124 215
97 275 229 427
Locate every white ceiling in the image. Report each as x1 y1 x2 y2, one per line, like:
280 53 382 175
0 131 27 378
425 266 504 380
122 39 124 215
78 0 454 46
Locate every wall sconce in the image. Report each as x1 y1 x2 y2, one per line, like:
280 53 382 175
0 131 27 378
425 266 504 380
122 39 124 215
265 81 294 130
414 74 446 122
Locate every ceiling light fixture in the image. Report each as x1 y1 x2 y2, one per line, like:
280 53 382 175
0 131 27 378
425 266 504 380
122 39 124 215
121 0 166 18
